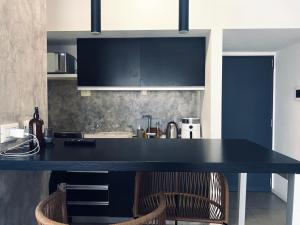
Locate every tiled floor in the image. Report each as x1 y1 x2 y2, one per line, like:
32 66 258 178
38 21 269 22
228 192 286 225
73 192 287 225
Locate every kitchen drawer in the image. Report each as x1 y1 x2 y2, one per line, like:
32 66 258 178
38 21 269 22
67 204 109 217
50 172 136 218
66 172 109 185
67 187 109 202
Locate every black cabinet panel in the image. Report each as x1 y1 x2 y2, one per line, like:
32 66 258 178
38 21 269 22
109 172 136 217
68 205 109 217
50 171 136 217
77 38 140 86
66 172 109 185
77 38 205 87
67 190 109 202
140 38 205 86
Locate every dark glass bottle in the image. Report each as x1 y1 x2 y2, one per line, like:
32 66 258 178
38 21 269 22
29 107 44 148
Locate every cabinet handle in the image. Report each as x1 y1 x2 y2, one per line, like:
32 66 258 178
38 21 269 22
67 201 109 206
66 184 108 191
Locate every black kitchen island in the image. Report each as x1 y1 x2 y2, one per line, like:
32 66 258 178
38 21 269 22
0 138 299 172
0 138 299 225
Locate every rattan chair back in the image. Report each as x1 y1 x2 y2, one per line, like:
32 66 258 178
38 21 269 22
134 172 229 224
35 190 68 225
35 186 166 225
113 193 166 225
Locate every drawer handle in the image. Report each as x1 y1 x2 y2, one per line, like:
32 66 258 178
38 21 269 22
66 184 108 191
67 201 109 206
67 171 109 174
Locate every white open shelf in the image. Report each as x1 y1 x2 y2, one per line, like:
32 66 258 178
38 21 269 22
47 74 77 80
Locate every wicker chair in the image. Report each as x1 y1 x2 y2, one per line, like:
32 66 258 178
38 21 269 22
133 172 229 225
114 193 166 225
35 189 68 225
35 185 166 225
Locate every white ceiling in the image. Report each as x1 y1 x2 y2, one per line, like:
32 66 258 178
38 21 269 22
48 30 210 45
223 29 300 52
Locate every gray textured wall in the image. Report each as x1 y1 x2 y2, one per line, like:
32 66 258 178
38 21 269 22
48 81 203 133
0 1 49 224
0 0 48 124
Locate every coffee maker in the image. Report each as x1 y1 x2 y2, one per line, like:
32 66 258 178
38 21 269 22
181 118 201 139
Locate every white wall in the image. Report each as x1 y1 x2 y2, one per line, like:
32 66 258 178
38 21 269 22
215 0 300 28
201 29 223 138
273 41 300 201
47 0 90 31
47 0 300 31
47 0 214 31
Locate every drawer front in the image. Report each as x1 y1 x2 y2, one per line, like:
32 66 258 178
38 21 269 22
66 184 108 191
67 189 109 202
66 172 109 185
67 205 109 217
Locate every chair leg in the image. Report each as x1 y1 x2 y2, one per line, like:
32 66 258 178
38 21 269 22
175 220 178 225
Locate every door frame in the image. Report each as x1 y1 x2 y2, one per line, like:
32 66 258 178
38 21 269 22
222 51 277 192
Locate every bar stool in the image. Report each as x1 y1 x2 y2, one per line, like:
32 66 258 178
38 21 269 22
35 185 166 225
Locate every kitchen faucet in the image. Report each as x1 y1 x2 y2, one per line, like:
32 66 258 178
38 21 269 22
142 115 152 132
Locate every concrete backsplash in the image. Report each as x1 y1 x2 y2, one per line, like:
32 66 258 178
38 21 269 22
0 1 49 224
48 80 203 133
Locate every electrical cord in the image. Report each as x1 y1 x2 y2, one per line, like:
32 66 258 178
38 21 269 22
0 133 40 157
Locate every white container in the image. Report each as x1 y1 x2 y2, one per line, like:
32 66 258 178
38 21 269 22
181 118 201 139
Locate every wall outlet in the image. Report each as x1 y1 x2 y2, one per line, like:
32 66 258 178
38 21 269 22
0 123 19 143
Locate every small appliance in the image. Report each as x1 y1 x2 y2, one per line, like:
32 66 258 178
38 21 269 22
47 52 76 74
166 122 178 139
181 118 201 139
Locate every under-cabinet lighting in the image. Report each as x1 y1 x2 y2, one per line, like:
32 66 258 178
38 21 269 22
77 86 205 91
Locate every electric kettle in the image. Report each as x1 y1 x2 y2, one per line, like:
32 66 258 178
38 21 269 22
166 122 178 139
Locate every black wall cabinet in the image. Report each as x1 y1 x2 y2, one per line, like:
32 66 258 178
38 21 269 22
77 37 205 87
77 39 140 86
140 38 205 86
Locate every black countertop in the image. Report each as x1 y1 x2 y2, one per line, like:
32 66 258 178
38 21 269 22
0 138 300 173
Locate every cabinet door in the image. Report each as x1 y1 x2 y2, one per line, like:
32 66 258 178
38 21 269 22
222 56 273 192
109 172 136 217
140 37 205 86
77 38 140 86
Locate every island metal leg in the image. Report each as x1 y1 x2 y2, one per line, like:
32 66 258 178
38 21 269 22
286 174 300 225
238 173 247 225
